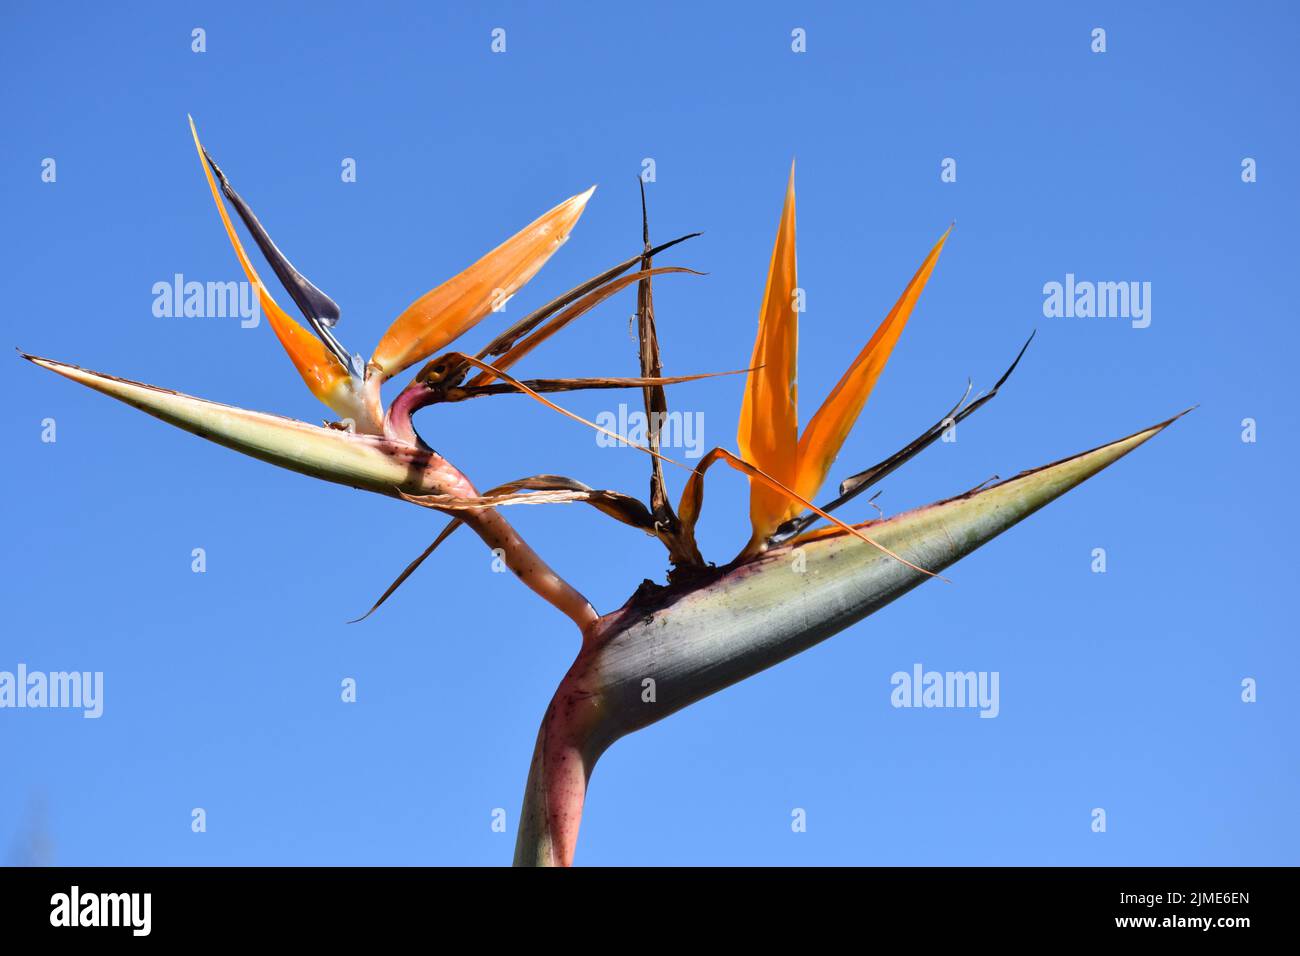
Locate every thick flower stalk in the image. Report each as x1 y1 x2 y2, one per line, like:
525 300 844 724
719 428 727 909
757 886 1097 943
23 122 1187 866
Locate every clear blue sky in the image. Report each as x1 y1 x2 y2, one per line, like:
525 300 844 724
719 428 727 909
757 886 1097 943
2 1 1295 865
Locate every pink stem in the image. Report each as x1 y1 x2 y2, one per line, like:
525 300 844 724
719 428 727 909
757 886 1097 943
386 376 600 635
513 659 610 866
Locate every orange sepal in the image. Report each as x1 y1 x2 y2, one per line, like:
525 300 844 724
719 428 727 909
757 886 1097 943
187 118 351 409
794 226 950 503
736 162 801 548
370 187 595 382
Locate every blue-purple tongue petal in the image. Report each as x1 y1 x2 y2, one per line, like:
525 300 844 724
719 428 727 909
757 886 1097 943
200 147 353 372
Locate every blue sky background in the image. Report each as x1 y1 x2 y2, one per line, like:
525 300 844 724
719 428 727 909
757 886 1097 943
1 1 1296 866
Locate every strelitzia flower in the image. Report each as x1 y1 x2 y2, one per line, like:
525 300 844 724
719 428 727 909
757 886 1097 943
184 116 700 438
30 119 728 629
22 126 1188 866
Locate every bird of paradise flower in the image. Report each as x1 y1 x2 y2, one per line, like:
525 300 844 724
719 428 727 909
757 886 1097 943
22 119 1188 865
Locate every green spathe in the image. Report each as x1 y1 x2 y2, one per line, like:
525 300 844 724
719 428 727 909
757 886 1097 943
512 413 1186 864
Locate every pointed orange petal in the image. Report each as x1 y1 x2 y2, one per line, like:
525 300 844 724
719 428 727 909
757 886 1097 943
794 225 951 503
737 162 800 546
370 187 595 382
187 117 351 410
